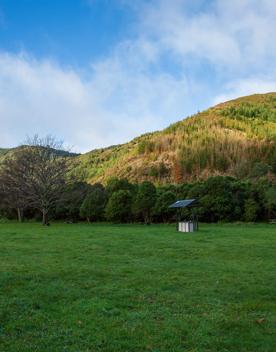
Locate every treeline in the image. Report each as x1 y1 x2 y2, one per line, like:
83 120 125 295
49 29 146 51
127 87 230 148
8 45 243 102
1 175 275 223
0 135 275 224
51 176 276 223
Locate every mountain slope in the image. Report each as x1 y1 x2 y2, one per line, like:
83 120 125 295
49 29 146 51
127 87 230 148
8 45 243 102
0 148 11 158
71 92 276 184
1 93 275 184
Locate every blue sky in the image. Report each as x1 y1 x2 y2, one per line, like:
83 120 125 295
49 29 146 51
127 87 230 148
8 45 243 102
0 0 275 152
0 0 135 66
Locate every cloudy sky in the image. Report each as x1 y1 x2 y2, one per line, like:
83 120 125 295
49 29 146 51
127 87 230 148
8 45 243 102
0 0 276 152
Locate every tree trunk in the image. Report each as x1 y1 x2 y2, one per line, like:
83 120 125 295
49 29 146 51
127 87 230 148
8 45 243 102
144 212 150 225
17 208 23 222
42 210 48 225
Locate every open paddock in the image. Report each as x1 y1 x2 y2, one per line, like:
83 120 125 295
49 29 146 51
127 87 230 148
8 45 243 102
0 223 275 351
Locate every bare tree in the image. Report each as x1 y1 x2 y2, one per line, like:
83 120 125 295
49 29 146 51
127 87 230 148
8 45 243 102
0 135 70 225
22 135 70 225
0 148 30 222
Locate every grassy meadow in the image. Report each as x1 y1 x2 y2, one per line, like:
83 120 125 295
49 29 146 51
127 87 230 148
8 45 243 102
0 222 275 351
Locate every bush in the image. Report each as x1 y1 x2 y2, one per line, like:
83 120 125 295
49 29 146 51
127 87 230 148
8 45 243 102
105 190 132 223
57 182 89 221
134 181 157 223
80 184 107 222
244 198 259 222
106 177 134 196
153 191 176 222
188 177 246 222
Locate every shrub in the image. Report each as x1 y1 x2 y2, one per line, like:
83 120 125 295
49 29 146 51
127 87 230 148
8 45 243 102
244 198 259 222
80 184 107 222
153 191 176 222
106 177 133 196
57 182 89 221
105 190 132 223
134 181 157 224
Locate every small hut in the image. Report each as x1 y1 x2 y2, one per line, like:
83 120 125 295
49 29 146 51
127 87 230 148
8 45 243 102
169 199 198 232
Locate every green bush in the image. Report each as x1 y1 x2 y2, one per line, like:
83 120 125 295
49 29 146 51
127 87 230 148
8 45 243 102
244 198 259 222
106 177 134 196
80 184 107 222
105 190 132 223
153 191 176 222
134 181 157 223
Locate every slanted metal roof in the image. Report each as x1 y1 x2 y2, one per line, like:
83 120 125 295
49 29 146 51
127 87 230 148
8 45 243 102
169 199 197 208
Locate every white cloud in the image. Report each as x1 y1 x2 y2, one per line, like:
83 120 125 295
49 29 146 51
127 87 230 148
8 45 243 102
141 0 276 71
0 51 194 152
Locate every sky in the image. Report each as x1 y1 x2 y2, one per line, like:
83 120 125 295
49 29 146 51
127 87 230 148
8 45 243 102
0 0 276 152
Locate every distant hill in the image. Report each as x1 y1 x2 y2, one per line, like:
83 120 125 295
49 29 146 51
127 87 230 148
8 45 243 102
1 93 276 184
70 93 276 184
0 146 80 162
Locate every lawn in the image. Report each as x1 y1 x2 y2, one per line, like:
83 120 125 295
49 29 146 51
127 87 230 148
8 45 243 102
0 222 275 352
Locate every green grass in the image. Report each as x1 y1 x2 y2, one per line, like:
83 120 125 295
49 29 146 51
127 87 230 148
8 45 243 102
0 223 275 351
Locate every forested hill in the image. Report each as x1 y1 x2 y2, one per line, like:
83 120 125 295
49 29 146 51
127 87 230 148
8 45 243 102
0 147 79 161
1 93 276 184
71 92 276 184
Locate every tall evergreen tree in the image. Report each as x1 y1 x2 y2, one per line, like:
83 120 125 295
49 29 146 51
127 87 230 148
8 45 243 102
134 181 157 224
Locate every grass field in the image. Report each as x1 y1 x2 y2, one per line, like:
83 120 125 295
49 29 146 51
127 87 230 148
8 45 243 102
0 223 275 352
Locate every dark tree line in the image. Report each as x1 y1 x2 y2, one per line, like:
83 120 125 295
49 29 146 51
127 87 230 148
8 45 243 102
53 176 276 223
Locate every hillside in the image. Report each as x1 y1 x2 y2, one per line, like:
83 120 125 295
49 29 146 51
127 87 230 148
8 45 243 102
70 93 276 184
1 93 276 184
0 146 79 162
0 148 11 158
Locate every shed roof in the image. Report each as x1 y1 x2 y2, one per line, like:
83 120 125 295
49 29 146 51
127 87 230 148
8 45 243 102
169 199 197 208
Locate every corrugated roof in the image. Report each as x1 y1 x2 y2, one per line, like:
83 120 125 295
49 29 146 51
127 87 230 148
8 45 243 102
169 199 197 208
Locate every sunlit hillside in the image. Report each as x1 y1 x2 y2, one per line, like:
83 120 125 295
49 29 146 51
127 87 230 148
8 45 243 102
69 93 276 184
1 93 275 184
